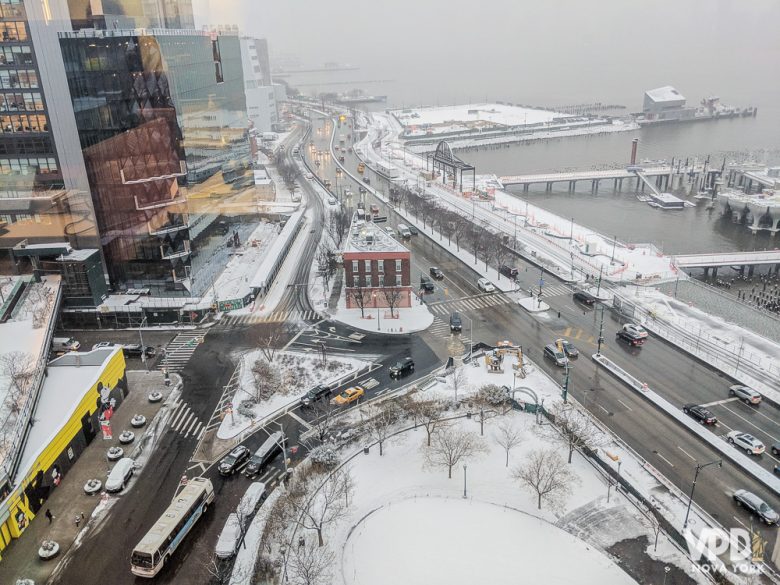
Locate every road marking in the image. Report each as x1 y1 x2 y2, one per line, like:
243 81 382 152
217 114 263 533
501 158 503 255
376 388 390 397
732 515 747 529
677 446 697 461
348 332 366 340
656 452 675 468
286 409 312 430
597 404 609 414
699 397 740 408
617 399 633 411
184 416 198 436
190 421 203 438
187 462 207 473
359 378 379 390
719 404 780 443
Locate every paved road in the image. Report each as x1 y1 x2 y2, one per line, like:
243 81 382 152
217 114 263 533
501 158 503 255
313 115 780 559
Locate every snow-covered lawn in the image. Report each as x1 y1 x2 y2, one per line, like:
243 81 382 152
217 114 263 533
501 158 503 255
216 350 371 440
330 288 434 334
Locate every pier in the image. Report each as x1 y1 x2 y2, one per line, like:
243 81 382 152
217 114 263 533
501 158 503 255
673 251 780 279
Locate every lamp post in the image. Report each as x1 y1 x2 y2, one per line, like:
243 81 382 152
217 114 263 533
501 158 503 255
138 316 148 371
462 464 467 498
275 421 288 473
596 264 603 297
596 306 605 356
461 312 473 362
610 235 618 265
372 291 380 331
683 459 722 529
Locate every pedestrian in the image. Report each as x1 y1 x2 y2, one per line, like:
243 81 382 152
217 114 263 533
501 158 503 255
45 508 53 523
74 514 81 528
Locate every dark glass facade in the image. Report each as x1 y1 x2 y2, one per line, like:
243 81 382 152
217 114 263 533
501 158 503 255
59 30 250 295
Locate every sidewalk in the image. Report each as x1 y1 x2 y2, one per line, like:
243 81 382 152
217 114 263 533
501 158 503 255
0 370 180 585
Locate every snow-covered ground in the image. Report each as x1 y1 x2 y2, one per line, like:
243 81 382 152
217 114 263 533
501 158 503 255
330 288 434 334
393 103 574 130
216 350 372 440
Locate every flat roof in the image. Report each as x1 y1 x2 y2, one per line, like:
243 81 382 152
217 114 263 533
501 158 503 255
392 102 572 129
645 86 685 103
344 217 409 254
16 347 121 478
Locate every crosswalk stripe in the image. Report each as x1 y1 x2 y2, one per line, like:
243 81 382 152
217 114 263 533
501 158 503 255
170 405 186 429
184 417 198 436
359 378 380 390
175 411 193 433
190 421 203 438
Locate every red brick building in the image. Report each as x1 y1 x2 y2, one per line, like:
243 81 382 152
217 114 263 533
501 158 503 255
343 217 412 310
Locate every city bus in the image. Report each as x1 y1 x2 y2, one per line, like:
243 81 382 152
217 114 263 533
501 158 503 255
130 477 215 578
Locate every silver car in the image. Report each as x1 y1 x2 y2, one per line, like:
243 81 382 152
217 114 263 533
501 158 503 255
733 490 779 525
726 431 765 455
728 385 762 405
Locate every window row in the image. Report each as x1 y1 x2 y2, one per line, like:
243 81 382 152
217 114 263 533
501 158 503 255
351 259 403 273
352 275 403 288
0 91 43 112
0 135 53 155
0 22 27 42
0 0 25 20
0 69 38 89
0 157 58 175
1 114 48 133
0 45 32 67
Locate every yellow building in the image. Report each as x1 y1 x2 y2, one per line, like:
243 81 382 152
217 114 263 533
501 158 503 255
0 347 127 552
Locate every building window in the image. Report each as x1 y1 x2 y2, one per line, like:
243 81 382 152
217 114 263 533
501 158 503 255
395 259 402 272
378 260 384 273
353 276 360 287
396 274 402 286
364 259 371 273
365 275 372 288
352 260 358 273
378 275 384 287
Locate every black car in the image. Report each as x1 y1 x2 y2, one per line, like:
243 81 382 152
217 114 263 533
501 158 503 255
122 344 156 358
450 312 462 332
408 225 419 236
733 490 779 525
682 403 717 425
299 384 332 407
429 267 444 279
420 276 435 292
499 265 519 279
616 329 645 347
363 177 370 184
389 357 415 378
573 290 597 305
772 442 780 457
218 445 251 476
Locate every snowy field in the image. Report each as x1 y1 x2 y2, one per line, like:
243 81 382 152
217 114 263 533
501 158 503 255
393 103 573 134
330 288 434 334
217 349 372 440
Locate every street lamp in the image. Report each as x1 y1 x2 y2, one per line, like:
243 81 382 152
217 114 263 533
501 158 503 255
463 464 467 498
683 459 722 529
275 421 289 473
460 312 473 362
372 291 381 331
138 315 148 371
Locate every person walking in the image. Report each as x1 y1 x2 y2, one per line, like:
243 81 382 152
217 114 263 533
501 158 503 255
45 508 53 523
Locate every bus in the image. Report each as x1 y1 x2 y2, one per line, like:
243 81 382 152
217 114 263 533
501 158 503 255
130 477 215 578
376 162 399 180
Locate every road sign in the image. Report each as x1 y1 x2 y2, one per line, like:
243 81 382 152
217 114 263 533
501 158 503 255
373 215 387 223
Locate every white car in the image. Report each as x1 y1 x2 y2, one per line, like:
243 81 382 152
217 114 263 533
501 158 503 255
726 431 765 455
477 278 495 293
105 457 135 493
728 385 762 405
215 513 242 559
386 227 396 237
622 323 648 338
327 197 337 205
237 482 267 517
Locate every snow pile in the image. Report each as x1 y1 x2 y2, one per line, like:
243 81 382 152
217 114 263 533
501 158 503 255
217 350 372 440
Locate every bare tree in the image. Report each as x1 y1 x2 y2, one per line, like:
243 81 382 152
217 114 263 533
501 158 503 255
287 538 335 585
513 448 579 510
494 237 512 280
402 398 448 447
292 469 353 547
445 365 469 402
493 420 524 467
306 399 339 444
203 552 247 585
350 285 370 318
327 207 351 249
481 231 501 272
422 427 487 479
361 401 401 456
250 357 281 401
0 351 35 413
452 215 471 251
257 322 284 362
316 242 337 291
543 402 601 464
381 287 403 318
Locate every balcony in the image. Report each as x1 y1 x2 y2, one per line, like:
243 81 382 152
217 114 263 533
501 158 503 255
120 161 186 185
150 222 189 236
160 241 191 260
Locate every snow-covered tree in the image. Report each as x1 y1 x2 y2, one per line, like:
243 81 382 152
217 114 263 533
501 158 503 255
445 365 469 402
513 448 579 510
493 420 524 467
288 538 335 585
402 398 448 447
543 402 602 464
291 469 353 547
422 427 486 479
309 444 340 470
250 358 281 401
361 401 401 456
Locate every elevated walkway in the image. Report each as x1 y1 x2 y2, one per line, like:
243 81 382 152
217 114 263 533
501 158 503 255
673 251 780 268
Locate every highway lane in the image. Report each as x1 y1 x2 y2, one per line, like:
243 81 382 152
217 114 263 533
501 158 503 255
310 113 780 559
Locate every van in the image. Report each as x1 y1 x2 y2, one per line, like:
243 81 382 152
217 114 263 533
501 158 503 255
244 431 284 477
544 344 569 367
397 224 412 238
52 337 80 352
105 458 135 493
238 482 267 517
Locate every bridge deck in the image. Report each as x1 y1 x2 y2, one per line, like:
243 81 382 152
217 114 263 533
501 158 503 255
674 251 780 268
500 165 703 186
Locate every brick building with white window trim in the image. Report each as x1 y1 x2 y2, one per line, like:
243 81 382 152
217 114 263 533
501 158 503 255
343 215 412 310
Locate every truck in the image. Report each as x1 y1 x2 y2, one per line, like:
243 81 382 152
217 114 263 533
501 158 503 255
375 162 399 180
52 337 80 353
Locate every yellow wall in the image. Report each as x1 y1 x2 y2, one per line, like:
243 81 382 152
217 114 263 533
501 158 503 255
0 349 127 551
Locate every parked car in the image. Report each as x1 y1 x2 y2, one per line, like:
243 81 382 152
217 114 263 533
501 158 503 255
299 384 332 407
420 276 435 292
389 357 415 378
622 323 648 338
215 513 241 559
218 445 251 476
363 177 370 184
573 290 597 305
499 265 519 279
477 278 495 292
327 197 337 205
52 337 80 352
331 386 365 406
386 227 396 237
543 344 568 367
726 431 765 455
555 339 579 358
616 329 645 347
728 384 762 405
244 432 283 477
92 341 118 351
682 404 717 425
105 457 135 493
429 267 444 279
732 490 779 525
408 225 419 236
449 312 462 333
237 482 267 517
772 442 780 457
